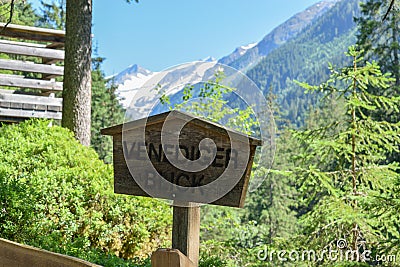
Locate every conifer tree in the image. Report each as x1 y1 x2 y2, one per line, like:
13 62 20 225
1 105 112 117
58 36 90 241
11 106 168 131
91 57 124 163
293 46 400 264
245 86 299 244
39 0 65 30
355 0 400 165
356 0 400 87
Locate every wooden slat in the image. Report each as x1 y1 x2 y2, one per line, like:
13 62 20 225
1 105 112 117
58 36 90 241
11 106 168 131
0 108 62 120
0 100 10 108
0 24 65 123
9 102 22 109
0 92 62 107
0 238 101 267
0 74 63 91
0 39 47 48
0 23 65 44
0 73 24 79
0 116 25 123
0 58 64 76
0 42 64 61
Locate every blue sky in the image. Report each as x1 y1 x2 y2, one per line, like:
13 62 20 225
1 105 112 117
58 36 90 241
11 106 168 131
30 0 321 75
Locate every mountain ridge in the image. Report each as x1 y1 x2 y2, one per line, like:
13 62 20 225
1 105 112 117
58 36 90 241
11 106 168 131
108 0 342 108
218 0 341 70
246 0 359 126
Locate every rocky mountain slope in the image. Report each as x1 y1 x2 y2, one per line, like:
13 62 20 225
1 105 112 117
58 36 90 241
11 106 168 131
219 0 340 71
108 0 358 126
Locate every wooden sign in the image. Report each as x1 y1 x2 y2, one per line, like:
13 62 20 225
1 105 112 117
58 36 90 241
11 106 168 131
101 110 262 208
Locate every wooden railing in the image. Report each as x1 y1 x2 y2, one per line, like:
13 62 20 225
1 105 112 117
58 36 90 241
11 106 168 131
0 238 101 267
0 23 65 122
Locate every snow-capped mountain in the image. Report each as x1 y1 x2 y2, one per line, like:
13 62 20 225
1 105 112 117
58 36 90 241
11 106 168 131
107 64 157 107
216 43 257 69
201 56 217 62
218 0 340 70
218 43 257 66
109 0 341 108
107 64 153 85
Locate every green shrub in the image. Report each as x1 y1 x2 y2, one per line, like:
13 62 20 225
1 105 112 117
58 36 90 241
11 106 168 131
0 119 171 265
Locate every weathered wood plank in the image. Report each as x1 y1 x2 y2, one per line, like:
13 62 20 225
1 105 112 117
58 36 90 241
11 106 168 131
0 74 24 79
0 92 62 106
172 205 200 266
108 118 253 208
0 23 65 43
22 102 47 111
0 58 64 76
101 110 262 146
47 105 62 112
0 101 10 108
0 116 25 123
0 74 63 91
0 42 64 61
10 102 22 109
0 238 101 267
0 39 47 48
151 249 196 267
0 108 62 120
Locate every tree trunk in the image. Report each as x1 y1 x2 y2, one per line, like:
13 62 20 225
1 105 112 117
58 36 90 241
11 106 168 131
391 14 400 86
62 0 92 146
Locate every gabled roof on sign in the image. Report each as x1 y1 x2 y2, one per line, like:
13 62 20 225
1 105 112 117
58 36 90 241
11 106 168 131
101 110 262 146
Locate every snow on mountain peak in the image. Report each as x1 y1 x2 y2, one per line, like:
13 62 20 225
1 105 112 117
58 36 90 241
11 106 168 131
107 64 156 108
218 41 258 65
107 64 153 84
201 56 217 62
240 43 257 51
110 0 341 108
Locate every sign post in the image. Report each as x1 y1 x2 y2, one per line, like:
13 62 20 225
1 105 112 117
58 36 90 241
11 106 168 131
101 110 262 266
172 203 200 265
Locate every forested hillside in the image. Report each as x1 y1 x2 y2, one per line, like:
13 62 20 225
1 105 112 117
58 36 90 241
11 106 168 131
0 0 399 266
219 0 340 71
247 0 359 126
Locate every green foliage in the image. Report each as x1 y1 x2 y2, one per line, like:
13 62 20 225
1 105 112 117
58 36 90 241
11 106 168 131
3 2 398 266
355 0 400 87
199 206 269 267
247 0 359 127
291 46 400 265
0 2 38 26
245 130 299 241
38 0 66 30
0 3 42 79
1 1 123 163
355 0 400 164
157 71 302 265
33 0 125 162
91 57 125 163
0 120 171 266
157 71 273 264
157 71 259 136
199 91 301 267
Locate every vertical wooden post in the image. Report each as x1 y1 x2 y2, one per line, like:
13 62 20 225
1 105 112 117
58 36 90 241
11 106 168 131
151 249 196 267
172 203 200 266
